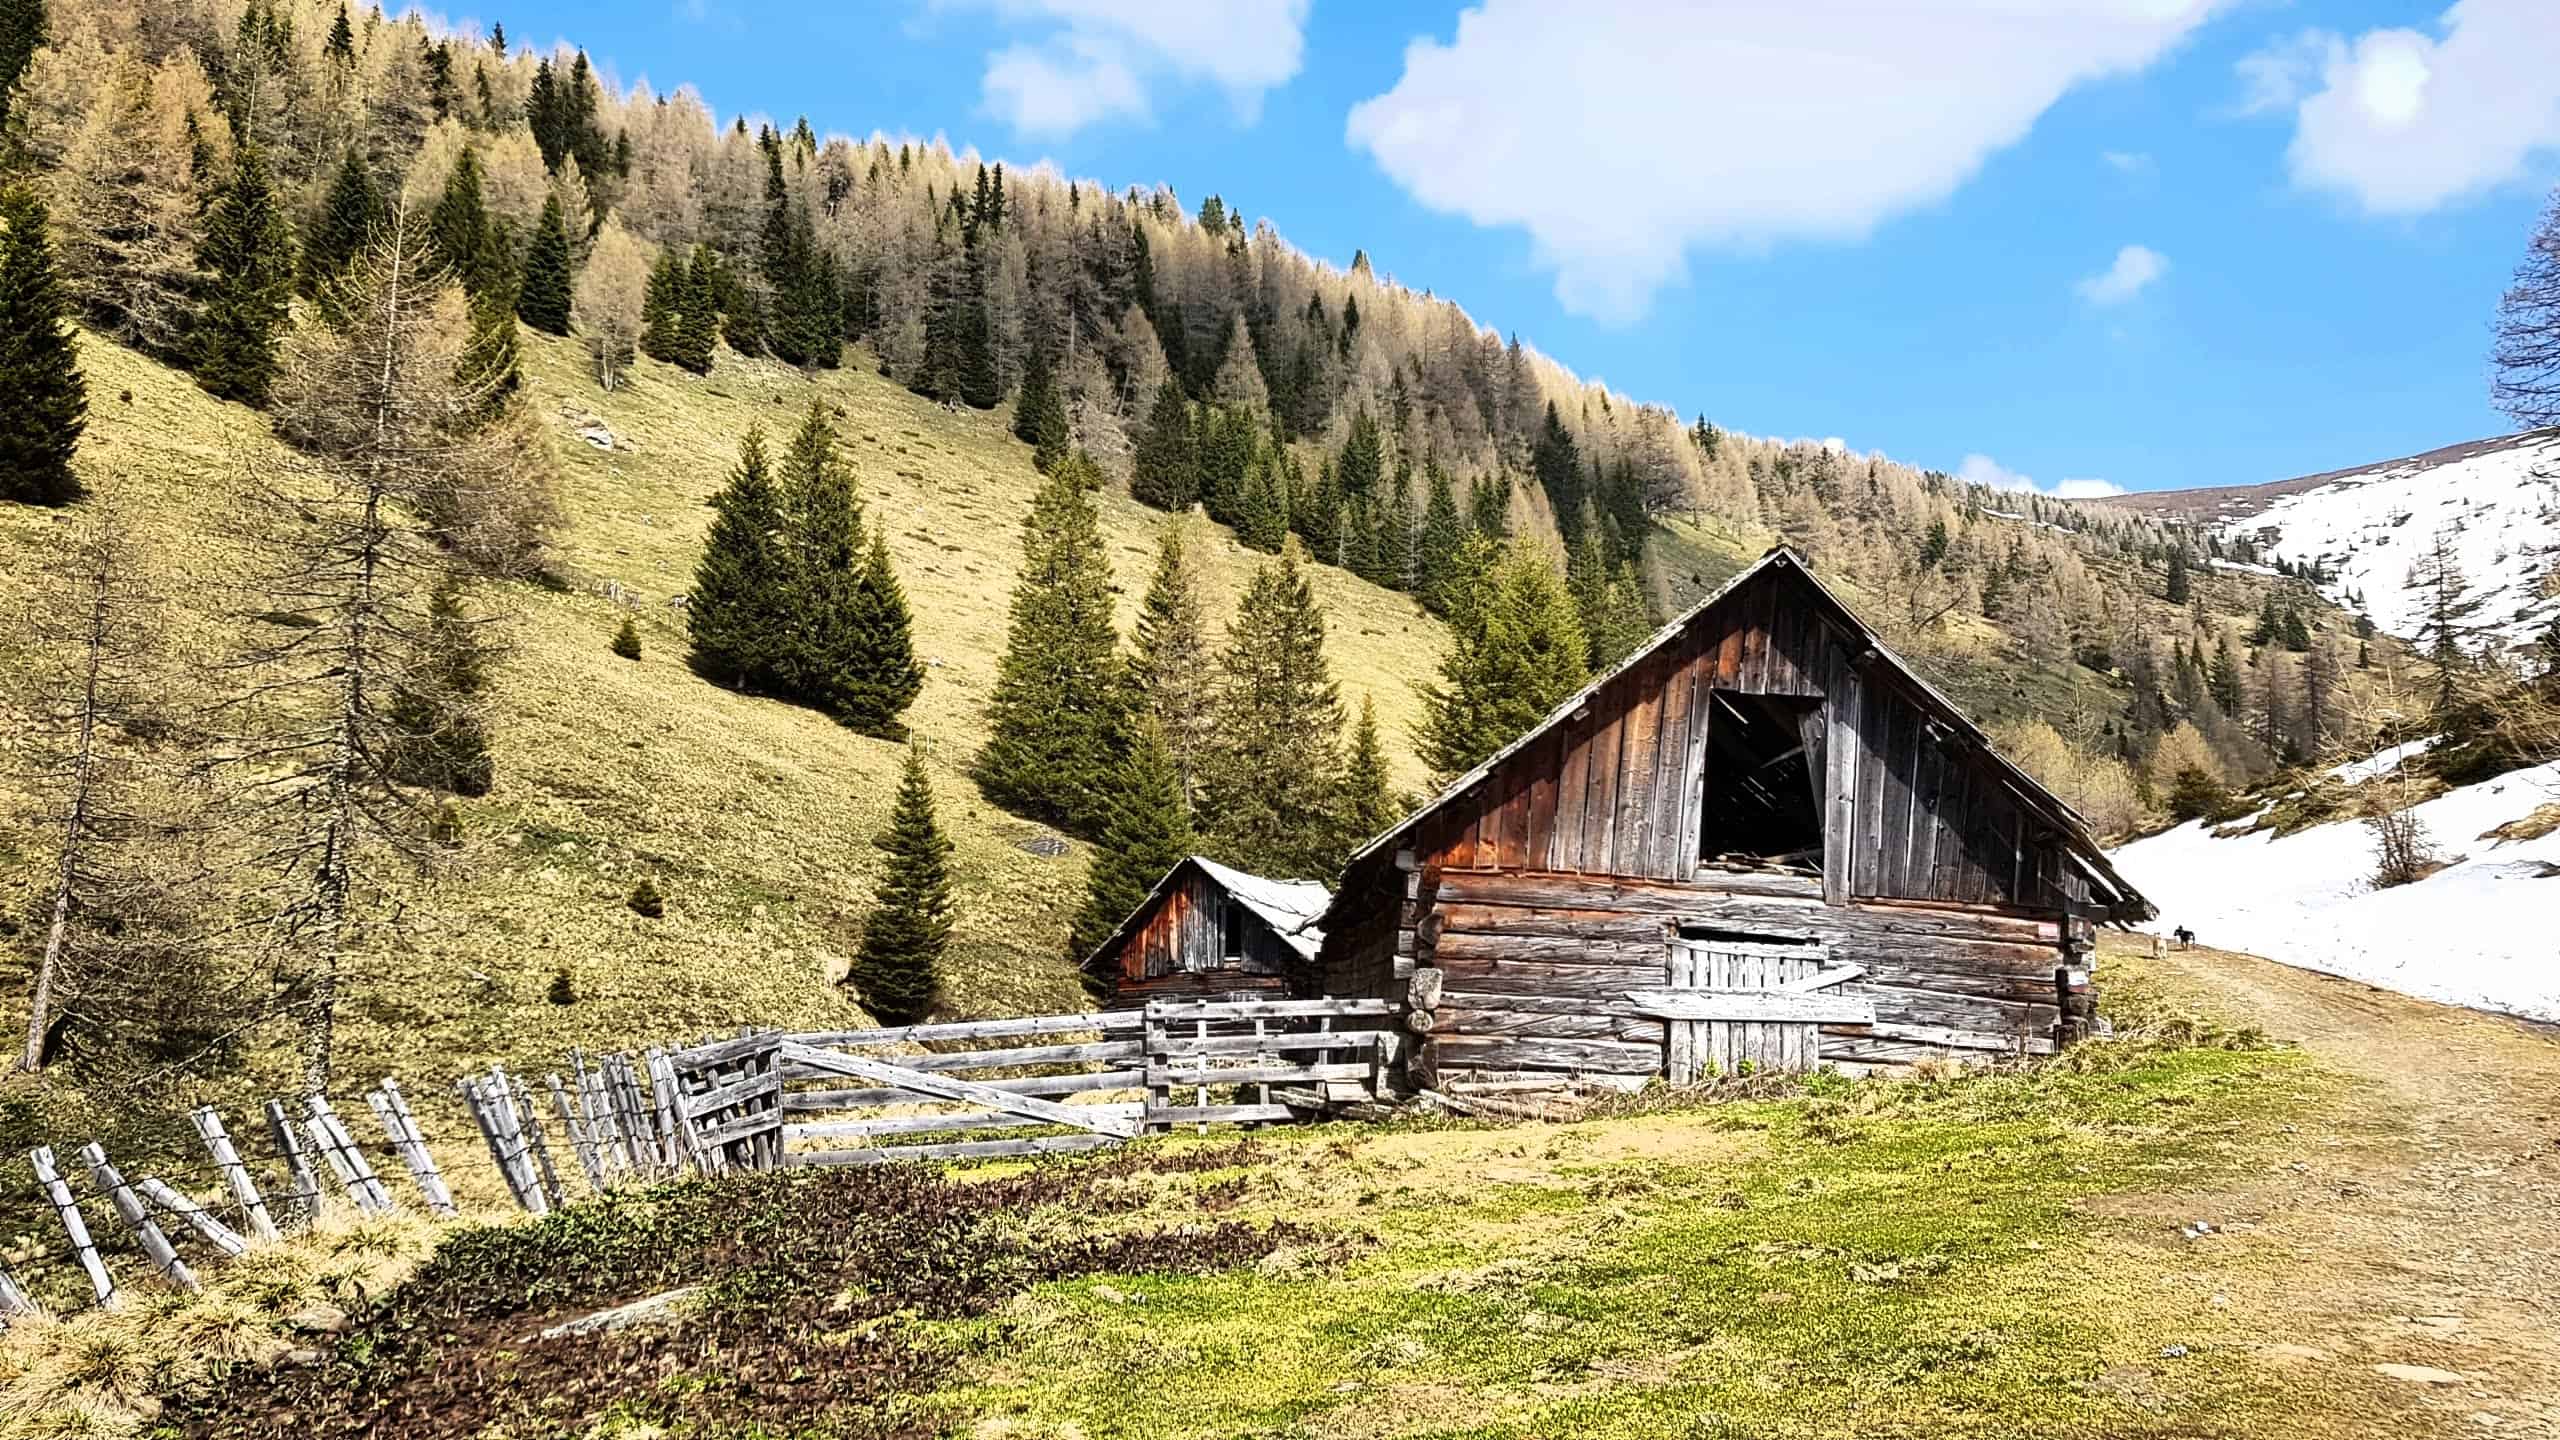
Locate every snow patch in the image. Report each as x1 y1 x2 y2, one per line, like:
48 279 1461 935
2113 760 2560 1021
2217 432 2560 653
2324 736 2440 784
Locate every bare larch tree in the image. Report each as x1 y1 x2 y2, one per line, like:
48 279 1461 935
223 206 542 1092
2493 187 2560 431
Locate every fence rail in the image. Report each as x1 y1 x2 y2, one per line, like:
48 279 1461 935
7 998 1407 1321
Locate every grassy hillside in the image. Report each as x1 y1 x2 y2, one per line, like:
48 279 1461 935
0 331 1449 1112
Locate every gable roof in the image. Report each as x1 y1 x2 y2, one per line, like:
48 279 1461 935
1078 855 1333 981
1335 546 2151 920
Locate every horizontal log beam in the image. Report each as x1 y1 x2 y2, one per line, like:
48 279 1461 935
780 1045 1140 1138
784 1069 1144 1111
790 1134 1122 1167
1625 989 1876 1024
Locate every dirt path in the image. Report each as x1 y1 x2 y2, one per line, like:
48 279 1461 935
2123 937 2560 1437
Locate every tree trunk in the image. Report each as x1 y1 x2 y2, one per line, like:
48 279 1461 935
22 542 113 1072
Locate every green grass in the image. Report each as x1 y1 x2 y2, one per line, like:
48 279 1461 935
930 1034 2319 1439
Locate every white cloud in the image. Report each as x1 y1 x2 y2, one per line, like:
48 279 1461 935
940 0 1310 138
1345 0 2230 324
1958 454 2123 500
2076 243 2169 305
2246 0 2560 213
2101 149 2155 174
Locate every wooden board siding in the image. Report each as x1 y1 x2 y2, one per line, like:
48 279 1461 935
1104 869 1301 1005
1399 565 2074 912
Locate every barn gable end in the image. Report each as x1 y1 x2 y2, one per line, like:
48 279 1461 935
1311 547 2148 1084
1082 857 1330 1007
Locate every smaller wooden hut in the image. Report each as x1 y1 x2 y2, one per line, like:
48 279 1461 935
1080 856 1330 1006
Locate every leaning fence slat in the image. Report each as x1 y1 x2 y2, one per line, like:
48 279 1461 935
77 1143 195 1293
379 1079 456 1216
263 1100 322 1227
480 1069 547 1216
457 1078 529 1211
547 1073 607 1192
314 1096 396 1213
0 1265 33 1322
189 1108 278 1242
510 1075 566 1209
137 1177 249 1258
28 1145 114 1308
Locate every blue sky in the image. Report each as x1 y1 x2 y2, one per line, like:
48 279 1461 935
498 1 2560 496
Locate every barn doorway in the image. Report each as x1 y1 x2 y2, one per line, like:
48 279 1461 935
1698 691 1825 872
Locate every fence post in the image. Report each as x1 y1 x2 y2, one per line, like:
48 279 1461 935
305 1096 393 1214
485 1067 550 1217
510 1074 566 1208
263 1099 322 1228
1141 1001 1168 1133
28 1145 115 1309
189 1107 278 1242
77 1143 195 1293
369 1080 457 1216
137 1177 249 1257
548 1073 607 1192
457 1077 525 1210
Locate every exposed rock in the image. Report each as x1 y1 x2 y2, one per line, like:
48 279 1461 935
1015 833 1071 858
286 1301 349 1334
2374 1363 2468 1385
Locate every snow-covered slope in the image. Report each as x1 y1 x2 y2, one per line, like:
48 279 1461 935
2117 429 2560 654
2111 760 2560 1021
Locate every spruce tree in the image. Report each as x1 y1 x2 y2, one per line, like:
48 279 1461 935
301 147 383 300
1467 472 1511 539
687 427 793 691
640 249 683 362
957 265 999 408
1336 408 1384 498
775 405 923 735
430 146 499 294
1199 542 1350 879
1374 458 1414 591
1418 538 1591 786
675 244 719 374
849 744 953 1027
1130 517 1216 807
1568 528 1650 669
0 0 43 132
974 454 1129 839
2164 546 2192 604
1012 343 1057 444
1532 402 1583 542
192 143 296 408
517 192 573 335
0 184 86 507
383 581 497 796
1066 716 1193 983
2208 631 2244 714
1338 693 1397 853
1414 458 1465 615
1132 379 1198 511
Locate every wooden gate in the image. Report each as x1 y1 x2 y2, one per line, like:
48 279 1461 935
1631 937 1873 1080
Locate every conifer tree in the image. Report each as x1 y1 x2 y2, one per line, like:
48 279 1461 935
849 744 952 1027
1013 343 1058 444
430 146 500 294
0 0 43 132
384 581 497 796
1415 458 1465 614
1419 538 1591 786
1130 517 1216 807
640 248 683 362
1338 693 1397 853
1237 451 1288 553
687 427 792 692
191 143 295 408
1567 528 1651 669
516 191 573 335
974 454 1129 838
2208 631 2244 714
300 147 382 299
1132 379 1198 510
675 244 719 373
775 405 923 735
0 184 86 506
1337 408 1385 498
2164 546 2192 604
1066 716 1192 982
1199 542 1349 878
1532 402 1583 542
1376 458 1415 591
1467 472 1511 539
2406 525 2481 714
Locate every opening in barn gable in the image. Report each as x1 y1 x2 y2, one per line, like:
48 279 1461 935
1699 691 1825 871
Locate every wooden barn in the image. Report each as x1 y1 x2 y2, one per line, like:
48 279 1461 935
1311 547 2152 1086
1081 856 1331 1006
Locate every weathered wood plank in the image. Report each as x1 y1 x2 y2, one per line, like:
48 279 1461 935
780 1045 1141 1138
28 1145 115 1307
1427 1034 1664 1073
137 1177 249 1258
78 1144 194 1292
789 1013 1142 1048
188 1108 278 1244
788 1106 1146 1142
1625 989 1875 1024
786 1069 1145 1111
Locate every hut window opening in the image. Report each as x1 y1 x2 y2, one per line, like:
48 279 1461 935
1699 691 1826 872
1222 900 1247 961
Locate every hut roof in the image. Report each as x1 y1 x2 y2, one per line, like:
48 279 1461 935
1332 546 2152 920
1078 856 1333 982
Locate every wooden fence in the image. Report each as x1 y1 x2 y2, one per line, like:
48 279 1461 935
660 997 1402 1170
5 999 1404 1320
